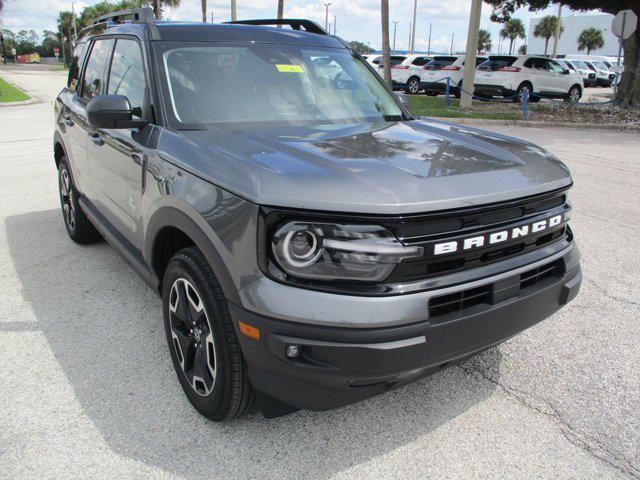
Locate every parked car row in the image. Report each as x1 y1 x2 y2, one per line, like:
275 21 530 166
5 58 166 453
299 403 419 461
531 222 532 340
364 53 615 103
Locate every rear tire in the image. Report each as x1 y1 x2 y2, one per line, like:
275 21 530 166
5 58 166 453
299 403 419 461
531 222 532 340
405 76 421 95
514 82 532 103
57 158 101 244
162 247 256 421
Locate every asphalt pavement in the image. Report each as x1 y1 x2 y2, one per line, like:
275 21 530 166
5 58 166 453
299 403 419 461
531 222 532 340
0 67 638 480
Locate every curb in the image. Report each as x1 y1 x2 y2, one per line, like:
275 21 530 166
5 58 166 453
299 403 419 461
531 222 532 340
434 117 640 131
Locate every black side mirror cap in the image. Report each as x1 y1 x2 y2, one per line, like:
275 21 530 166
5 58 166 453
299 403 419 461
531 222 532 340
86 95 148 130
563 69 570 74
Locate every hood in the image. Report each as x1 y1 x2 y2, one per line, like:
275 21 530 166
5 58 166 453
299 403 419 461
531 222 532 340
158 119 571 214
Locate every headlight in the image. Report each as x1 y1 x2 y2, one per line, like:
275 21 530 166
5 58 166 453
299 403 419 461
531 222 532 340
271 221 423 283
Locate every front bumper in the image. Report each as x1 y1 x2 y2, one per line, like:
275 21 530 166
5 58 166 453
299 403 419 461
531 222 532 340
230 244 581 412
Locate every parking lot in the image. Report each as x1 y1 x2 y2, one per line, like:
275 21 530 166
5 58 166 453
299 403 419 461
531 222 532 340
0 67 638 479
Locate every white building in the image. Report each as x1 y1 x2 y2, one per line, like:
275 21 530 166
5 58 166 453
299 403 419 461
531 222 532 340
527 13 619 56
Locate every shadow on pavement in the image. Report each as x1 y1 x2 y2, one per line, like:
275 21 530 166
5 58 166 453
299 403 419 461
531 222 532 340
5 208 501 479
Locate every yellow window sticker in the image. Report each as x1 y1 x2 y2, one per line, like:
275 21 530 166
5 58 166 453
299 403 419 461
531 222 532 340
276 64 304 73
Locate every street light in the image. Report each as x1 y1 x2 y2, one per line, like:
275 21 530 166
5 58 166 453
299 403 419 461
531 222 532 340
392 21 399 52
410 0 417 54
323 3 331 31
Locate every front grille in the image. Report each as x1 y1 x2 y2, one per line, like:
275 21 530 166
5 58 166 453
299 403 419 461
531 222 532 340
428 259 563 318
384 189 571 282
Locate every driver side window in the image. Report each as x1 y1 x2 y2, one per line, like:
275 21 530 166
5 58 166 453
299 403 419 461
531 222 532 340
107 39 147 119
80 39 114 102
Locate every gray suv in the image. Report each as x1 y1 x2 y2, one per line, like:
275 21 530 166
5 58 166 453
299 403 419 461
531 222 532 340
54 9 581 420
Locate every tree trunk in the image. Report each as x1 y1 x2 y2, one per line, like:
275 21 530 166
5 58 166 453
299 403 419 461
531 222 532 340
381 0 392 88
201 0 207 22
277 0 284 20
153 0 161 19
544 38 548 56
617 15 640 105
509 38 514 55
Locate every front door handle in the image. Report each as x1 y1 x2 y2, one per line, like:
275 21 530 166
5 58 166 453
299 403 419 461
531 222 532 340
64 115 74 127
88 133 104 146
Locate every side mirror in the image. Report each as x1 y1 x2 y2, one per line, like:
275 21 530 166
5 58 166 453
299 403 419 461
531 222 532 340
395 92 412 114
563 68 570 74
86 95 148 129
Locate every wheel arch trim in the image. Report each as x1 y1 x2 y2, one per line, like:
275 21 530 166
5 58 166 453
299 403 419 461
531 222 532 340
144 203 241 304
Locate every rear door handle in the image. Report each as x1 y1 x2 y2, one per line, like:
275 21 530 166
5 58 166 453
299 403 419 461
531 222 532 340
88 133 104 146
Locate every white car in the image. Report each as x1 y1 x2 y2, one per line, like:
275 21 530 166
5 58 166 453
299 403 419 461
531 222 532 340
422 55 487 98
558 59 597 88
583 60 615 87
474 55 584 103
389 54 432 94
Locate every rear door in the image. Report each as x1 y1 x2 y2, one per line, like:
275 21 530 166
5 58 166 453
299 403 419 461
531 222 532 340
76 38 115 205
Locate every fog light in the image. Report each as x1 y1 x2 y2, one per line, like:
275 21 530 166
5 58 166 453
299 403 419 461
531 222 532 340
286 345 301 358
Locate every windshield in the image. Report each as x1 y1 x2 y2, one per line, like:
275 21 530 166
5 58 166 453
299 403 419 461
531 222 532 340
571 60 588 70
161 43 404 126
592 61 607 70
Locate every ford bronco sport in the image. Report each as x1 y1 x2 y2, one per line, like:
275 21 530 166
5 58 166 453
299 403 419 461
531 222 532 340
54 9 581 420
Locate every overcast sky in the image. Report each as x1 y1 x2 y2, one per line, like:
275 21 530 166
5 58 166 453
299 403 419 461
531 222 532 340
1 0 604 53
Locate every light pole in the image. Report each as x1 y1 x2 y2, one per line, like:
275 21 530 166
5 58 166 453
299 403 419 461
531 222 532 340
408 21 412 53
427 22 432 54
333 15 336 35
392 21 399 52
410 0 417 53
450 32 455 54
71 2 78 44
323 3 331 32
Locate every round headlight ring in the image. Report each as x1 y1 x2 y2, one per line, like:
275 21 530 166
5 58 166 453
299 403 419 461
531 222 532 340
282 229 323 268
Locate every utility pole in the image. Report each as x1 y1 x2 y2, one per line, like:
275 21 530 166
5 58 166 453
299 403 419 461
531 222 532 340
392 21 399 52
324 3 331 31
333 15 336 35
211 12 214 23
231 0 237 21
427 23 432 54
410 0 418 53
450 32 455 54
460 0 482 108
71 2 78 44
551 3 562 58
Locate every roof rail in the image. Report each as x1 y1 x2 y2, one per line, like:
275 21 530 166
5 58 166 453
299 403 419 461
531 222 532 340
224 19 328 35
92 7 155 26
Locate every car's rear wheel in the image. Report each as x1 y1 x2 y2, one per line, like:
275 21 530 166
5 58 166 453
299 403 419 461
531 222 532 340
58 158 101 244
515 82 532 103
162 247 256 421
405 76 421 95
565 85 581 104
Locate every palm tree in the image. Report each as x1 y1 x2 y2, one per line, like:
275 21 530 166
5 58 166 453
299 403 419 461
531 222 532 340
58 11 75 66
533 15 563 56
380 0 391 87
277 0 284 22
477 29 492 54
201 0 207 21
500 18 525 55
578 27 604 55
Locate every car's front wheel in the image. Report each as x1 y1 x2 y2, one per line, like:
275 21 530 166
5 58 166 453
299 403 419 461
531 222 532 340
405 76 421 95
162 247 256 421
58 158 101 244
565 85 581 104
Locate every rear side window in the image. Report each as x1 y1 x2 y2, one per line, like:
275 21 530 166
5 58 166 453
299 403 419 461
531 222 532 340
107 39 147 118
478 56 517 70
80 39 114 102
524 58 548 70
411 57 429 66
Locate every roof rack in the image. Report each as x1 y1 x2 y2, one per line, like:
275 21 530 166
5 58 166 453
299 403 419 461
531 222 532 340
92 7 155 26
224 19 328 35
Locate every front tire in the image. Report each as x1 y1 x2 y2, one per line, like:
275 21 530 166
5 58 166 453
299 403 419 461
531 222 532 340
405 76 421 95
565 85 581 104
58 158 101 244
162 247 256 421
